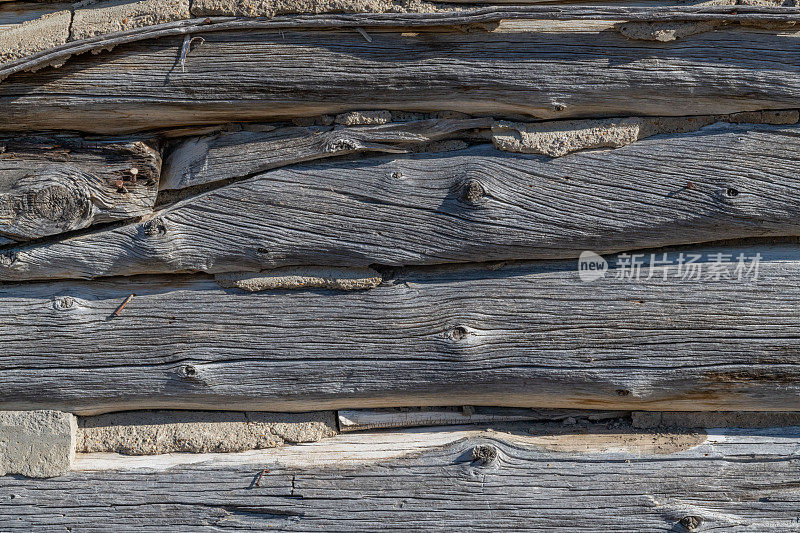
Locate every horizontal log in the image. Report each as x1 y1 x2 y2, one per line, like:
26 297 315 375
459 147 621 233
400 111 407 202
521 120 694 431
4 2 796 73
4 123 800 280
0 135 161 242
3 426 800 530
162 117 490 190
3 12 800 132
2 241 800 414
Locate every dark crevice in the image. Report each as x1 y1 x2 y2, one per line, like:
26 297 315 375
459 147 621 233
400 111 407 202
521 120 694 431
0 215 146 252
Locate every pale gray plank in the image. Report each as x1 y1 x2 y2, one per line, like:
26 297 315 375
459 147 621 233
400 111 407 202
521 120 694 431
3 123 800 280
3 13 800 132
0 241 799 414
2 426 800 531
162 117 491 190
337 406 626 431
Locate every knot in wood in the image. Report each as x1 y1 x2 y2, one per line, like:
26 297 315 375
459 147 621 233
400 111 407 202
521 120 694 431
180 364 198 379
449 326 470 341
325 137 360 153
725 187 740 198
142 218 168 236
471 444 498 465
54 296 74 310
679 516 702 531
32 184 86 222
2 167 93 240
460 179 486 205
0 251 17 268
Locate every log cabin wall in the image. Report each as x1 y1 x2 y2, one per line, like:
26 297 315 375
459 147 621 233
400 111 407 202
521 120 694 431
1 0 800 530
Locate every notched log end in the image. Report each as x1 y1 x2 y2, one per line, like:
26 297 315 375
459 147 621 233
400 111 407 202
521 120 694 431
0 135 162 242
0 167 96 241
215 266 383 291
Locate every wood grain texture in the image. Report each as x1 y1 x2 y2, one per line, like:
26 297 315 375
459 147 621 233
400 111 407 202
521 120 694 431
1 241 800 414
3 14 800 132
4 123 800 280
337 406 626 431
3 426 800 531
0 135 161 242
162 117 491 190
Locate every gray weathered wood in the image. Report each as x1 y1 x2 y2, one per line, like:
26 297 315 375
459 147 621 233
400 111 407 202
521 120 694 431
1 241 800 414
4 13 800 132
0 135 161 242
337 407 625 431
4 123 800 280
2 426 800 530
162 117 491 190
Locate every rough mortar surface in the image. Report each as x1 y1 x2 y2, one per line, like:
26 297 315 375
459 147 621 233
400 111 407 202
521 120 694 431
492 110 800 157
191 0 438 17
335 110 393 126
71 0 191 40
0 10 70 64
215 266 383 291
0 410 77 478
78 410 338 454
616 21 723 42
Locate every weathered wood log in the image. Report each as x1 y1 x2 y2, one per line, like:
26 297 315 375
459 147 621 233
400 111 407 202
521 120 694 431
3 13 800 132
162 117 490 190
1 241 800 414
3 2 796 72
3 426 800 530
0 135 161 242
4 123 800 280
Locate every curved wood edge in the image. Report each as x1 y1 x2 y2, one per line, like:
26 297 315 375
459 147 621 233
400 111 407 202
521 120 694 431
3 6 800 81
